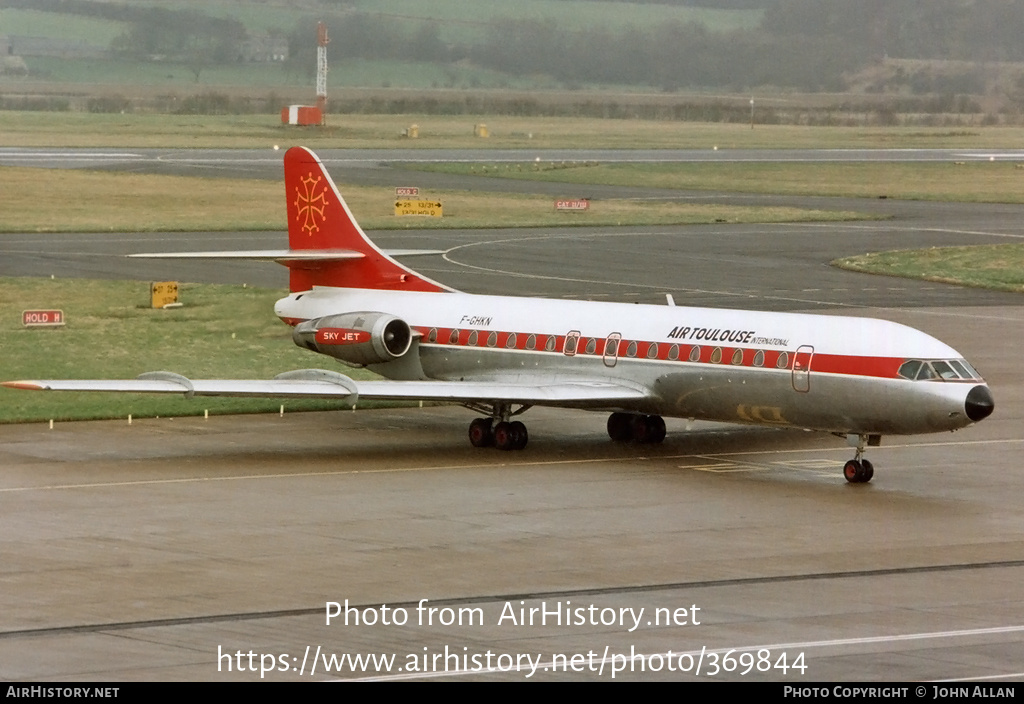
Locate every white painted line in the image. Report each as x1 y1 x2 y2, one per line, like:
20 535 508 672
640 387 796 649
345 623 1024 681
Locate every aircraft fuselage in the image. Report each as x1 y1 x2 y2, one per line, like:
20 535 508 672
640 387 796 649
276 286 990 437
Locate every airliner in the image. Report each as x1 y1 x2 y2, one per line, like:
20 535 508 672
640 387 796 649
2 147 994 483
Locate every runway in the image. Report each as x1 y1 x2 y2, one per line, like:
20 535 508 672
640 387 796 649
0 149 1022 681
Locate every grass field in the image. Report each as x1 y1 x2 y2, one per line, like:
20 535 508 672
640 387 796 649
3 0 760 93
4 112 1024 150
4 1 761 48
0 8 125 46
0 277 371 423
0 165 872 233
342 0 762 39
407 160 1024 203
833 244 1024 293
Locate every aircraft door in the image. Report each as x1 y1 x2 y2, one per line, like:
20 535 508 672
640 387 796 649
792 345 814 392
603 333 621 367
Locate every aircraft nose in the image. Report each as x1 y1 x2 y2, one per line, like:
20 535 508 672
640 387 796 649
965 384 995 422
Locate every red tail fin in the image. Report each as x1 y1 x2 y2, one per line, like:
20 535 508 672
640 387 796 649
283 146 450 293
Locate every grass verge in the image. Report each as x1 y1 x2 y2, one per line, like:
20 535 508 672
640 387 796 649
3 111 1024 150
0 277 381 423
832 244 1024 293
0 165 873 233
405 161 1024 203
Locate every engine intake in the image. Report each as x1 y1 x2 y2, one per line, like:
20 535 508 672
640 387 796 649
292 312 413 366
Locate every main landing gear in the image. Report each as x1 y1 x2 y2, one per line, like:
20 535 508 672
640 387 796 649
466 407 668 451
607 412 666 444
469 417 528 451
842 433 879 484
467 403 531 451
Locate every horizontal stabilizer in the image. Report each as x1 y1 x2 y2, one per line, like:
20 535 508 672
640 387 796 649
128 249 364 262
127 249 443 261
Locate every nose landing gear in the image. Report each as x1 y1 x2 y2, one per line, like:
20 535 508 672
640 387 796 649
843 434 880 483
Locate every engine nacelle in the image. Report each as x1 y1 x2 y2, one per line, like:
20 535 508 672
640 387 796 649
292 312 413 366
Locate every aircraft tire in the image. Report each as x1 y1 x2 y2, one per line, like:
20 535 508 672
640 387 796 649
494 421 527 451
509 421 528 450
607 412 633 442
630 414 666 444
647 415 667 444
860 459 874 483
469 417 494 447
844 460 864 483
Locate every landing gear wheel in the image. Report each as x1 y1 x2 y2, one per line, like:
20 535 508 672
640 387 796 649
509 421 528 450
630 414 667 444
860 459 874 483
646 415 666 444
468 417 494 447
843 459 873 483
494 421 527 451
843 460 861 483
607 412 632 442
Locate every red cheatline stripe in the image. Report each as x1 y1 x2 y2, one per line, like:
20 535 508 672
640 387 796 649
414 326 905 380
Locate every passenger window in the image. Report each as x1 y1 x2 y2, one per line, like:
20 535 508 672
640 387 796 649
731 348 743 365
526 334 536 350
449 329 460 344
626 341 638 358
427 328 437 343
647 343 659 359
487 331 498 347
585 338 597 355
776 351 789 369
545 336 556 352
753 350 764 367
564 331 580 356
668 344 679 361
689 346 701 362
710 347 722 364
506 333 517 349
468 331 479 346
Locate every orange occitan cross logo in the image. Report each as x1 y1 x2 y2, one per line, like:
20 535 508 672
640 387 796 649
294 173 328 235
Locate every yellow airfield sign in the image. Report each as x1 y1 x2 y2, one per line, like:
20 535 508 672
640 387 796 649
395 199 442 217
151 281 179 308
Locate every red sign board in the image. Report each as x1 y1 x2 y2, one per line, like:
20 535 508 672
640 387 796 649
23 309 65 327
395 187 419 197
555 199 590 211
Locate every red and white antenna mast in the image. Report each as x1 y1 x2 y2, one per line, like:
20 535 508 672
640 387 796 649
315 21 329 121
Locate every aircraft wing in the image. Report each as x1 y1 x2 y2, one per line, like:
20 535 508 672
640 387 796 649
2 369 649 408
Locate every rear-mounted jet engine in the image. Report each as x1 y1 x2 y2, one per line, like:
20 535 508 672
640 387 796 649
293 312 413 366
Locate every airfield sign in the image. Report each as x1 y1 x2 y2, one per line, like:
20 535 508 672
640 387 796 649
395 200 443 217
22 310 65 327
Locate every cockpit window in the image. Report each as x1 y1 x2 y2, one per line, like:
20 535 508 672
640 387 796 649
898 360 922 380
931 360 960 380
954 359 980 379
950 360 974 382
901 358 982 381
